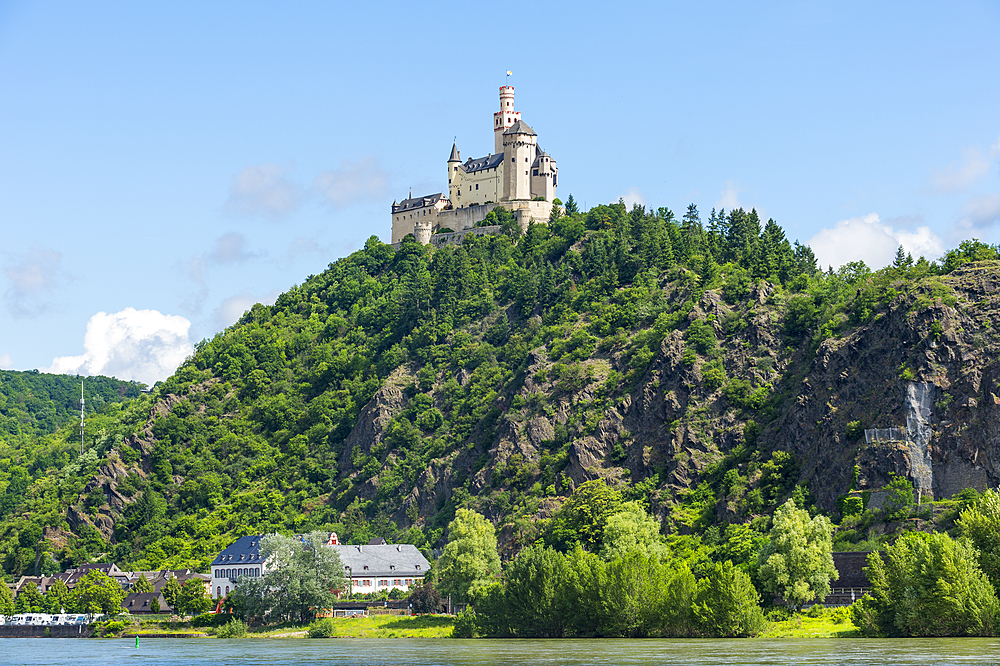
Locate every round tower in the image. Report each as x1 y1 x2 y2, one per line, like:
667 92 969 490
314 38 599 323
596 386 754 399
414 217 432 245
494 86 520 154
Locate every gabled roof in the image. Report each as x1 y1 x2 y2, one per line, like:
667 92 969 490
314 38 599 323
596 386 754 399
333 544 430 578
211 534 266 567
392 193 448 214
503 119 536 136
122 592 171 613
460 153 504 174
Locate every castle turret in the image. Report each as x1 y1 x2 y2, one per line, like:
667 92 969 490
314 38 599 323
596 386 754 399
494 86 520 154
414 217 432 245
447 142 461 203
502 120 537 201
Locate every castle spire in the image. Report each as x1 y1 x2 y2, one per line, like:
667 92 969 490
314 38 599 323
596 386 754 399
448 141 460 162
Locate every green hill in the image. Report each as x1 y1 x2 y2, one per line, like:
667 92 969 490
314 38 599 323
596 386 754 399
2 200 999 577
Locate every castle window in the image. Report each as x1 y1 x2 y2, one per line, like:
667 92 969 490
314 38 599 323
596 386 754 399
475 184 479 190
533 170 538 176
511 158 514 163
525 157 528 162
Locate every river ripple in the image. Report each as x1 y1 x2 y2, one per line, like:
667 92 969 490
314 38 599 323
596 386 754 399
0 637 998 666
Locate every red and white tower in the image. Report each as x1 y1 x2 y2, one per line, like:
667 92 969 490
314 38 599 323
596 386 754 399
494 86 520 154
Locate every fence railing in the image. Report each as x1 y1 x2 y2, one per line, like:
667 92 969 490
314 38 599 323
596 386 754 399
864 427 908 444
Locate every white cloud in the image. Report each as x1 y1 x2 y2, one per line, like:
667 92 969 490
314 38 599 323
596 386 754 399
0 353 12 370
715 180 743 210
224 163 300 218
208 231 258 264
808 213 945 270
313 157 388 208
182 232 261 315
211 290 280 331
620 187 648 209
954 194 1000 233
3 247 63 317
929 146 993 193
45 308 193 386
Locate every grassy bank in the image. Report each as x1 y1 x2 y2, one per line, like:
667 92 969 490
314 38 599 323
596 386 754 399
760 607 860 638
307 614 455 638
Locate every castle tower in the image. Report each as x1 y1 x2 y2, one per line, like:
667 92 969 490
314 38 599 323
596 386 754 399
494 86 520 154
414 217 432 244
447 141 461 203
502 120 537 201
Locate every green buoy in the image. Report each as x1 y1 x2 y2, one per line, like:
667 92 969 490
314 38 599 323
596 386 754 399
135 636 139 648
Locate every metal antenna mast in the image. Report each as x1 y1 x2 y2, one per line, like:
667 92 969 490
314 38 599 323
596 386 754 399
80 379 85 455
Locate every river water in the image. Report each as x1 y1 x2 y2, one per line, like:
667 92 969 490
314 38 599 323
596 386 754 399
0 638 998 666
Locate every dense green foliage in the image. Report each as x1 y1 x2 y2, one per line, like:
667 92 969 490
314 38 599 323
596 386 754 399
958 488 1000 594
437 509 502 603
0 370 144 446
1 195 997 590
758 500 837 609
460 503 763 638
853 531 998 637
225 531 345 623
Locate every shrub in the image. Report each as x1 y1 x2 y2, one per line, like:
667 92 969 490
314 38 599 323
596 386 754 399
216 618 248 638
192 612 230 627
452 607 478 638
308 618 336 638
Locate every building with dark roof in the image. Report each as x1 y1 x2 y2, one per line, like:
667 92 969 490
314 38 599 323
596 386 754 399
330 541 430 595
390 86 558 245
121 591 171 615
210 535 267 599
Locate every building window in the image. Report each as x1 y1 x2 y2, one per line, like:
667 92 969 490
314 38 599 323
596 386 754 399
533 170 538 176
217 586 221 598
475 184 479 190
379 580 388 587
393 579 401 586
511 158 514 163
405 579 413 586
225 586 229 595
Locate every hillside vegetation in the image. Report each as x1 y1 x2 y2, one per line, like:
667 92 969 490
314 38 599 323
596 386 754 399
2 198 999 578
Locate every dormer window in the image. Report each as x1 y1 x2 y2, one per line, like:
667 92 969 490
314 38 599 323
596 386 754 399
415 565 421 570
363 566 369 571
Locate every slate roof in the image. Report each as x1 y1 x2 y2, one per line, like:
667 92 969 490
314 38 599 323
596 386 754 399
392 193 447 214
333 544 430 578
122 592 171 614
460 153 504 174
448 142 460 161
211 534 266 567
503 119 536 136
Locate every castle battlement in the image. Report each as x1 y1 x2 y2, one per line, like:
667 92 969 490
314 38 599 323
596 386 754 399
390 87 558 244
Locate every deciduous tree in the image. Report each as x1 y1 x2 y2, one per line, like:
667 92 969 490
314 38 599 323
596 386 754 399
693 560 765 637
853 531 998 637
958 487 1000 593
438 509 501 603
758 499 837 609
72 570 126 614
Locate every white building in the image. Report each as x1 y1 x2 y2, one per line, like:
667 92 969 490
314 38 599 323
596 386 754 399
210 534 266 599
326 534 430 594
391 86 559 244
210 533 430 599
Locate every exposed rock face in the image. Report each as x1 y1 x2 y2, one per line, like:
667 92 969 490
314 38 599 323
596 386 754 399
347 262 1000 526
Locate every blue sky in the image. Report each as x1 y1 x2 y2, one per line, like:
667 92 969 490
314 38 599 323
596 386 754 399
1 1 998 385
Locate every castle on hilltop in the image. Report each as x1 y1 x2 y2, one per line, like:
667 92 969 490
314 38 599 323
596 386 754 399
391 87 559 244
